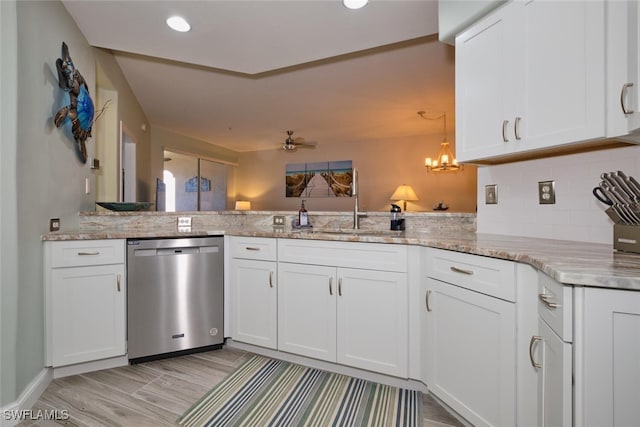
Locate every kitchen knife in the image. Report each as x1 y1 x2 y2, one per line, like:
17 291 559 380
610 171 640 203
617 171 640 200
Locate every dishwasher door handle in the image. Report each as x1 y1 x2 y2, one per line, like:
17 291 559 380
156 247 200 255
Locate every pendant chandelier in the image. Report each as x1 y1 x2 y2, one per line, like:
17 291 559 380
417 111 462 172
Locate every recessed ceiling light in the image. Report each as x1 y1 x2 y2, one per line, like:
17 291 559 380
166 16 191 32
343 0 368 10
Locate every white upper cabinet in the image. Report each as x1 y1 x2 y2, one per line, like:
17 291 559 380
456 3 520 161
456 0 607 163
607 0 640 138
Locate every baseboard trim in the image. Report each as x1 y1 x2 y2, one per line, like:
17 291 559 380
0 368 52 427
52 355 129 379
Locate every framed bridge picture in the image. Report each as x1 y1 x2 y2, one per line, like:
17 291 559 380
285 160 353 198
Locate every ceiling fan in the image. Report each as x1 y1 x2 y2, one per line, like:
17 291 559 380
282 130 316 151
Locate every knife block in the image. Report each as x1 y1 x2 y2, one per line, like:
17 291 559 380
614 224 640 253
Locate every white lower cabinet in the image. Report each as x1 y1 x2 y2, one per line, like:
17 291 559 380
45 240 126 367
532 272 573 427
422 278 516 427
278 263 408 377
336 267 407 375
422 248 517 427
536 318 572 427
278 263 336 361
229 237 278 349
576 286 640 427
231 258 277 349
277 239 408 378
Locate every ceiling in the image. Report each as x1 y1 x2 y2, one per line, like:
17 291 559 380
62 1 454 152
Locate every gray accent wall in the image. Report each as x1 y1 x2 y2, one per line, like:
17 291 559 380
1 0 95 406
1 0 149 406
1 0 19 408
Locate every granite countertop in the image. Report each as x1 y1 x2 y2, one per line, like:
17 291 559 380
43 227 640 291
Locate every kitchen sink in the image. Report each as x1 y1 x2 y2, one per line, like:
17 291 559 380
302 228 404 237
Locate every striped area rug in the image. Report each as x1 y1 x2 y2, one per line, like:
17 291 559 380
177 355 422 427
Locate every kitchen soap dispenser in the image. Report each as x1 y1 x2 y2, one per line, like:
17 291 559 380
298 200 309 227
390 204 405 231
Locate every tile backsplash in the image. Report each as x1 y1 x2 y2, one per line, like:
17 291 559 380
477 145 640 244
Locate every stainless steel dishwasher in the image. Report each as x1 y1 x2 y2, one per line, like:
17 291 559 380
127 236 224 362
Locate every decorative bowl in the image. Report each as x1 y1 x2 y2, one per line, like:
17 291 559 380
96 202 154 212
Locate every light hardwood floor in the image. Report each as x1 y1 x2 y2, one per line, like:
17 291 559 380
17 348 464 427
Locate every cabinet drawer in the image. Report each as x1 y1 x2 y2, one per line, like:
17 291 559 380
278 238 407 272
538 271 573 342
230 237 277 261
48 240 125 268
425 248 516 302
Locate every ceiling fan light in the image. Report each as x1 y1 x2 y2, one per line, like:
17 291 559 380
166 16 191 32
343 0 369 10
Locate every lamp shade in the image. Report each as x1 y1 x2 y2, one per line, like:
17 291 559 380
235 200 251 211
390 185 418 211
390 185 418 202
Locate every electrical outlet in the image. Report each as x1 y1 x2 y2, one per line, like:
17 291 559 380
49 218 60 232
485 184 498 204
538 180 556 204
273 215 285 226
177 217 192 227
177 216 192 232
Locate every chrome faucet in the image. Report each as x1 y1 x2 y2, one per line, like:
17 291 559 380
351 168 367 229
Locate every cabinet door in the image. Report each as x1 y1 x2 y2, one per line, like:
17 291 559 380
337 268 408 378
49 264 125 367
231 258 277 349
520 0 605 152
538 319 572 427
608 0 640 136
579 287 640 427
423 278 516 427
278 263 336 362
455 3 520 162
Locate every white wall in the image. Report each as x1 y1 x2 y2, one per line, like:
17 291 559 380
477 145 640 244
237 135 478 213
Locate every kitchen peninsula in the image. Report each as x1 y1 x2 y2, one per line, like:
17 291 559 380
41 210 640 427
43 210 640 290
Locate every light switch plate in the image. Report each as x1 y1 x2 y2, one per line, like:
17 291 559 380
273 215 285 226
538 180 556 204
485 184 498 204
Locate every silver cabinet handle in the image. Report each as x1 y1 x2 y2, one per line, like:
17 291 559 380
502 120 510 142
269 271 274 288
425 289 432 312
117 274 121 292
514 116 522 140
78 251 100 256
538 293 560 309
621 82 635 115
338 278 342 297
329 277 333 296
245 247 260 251
450 266 474 275
529 335 542 369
